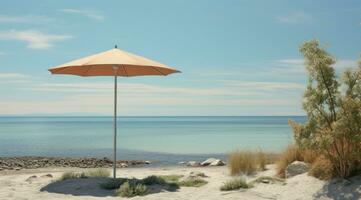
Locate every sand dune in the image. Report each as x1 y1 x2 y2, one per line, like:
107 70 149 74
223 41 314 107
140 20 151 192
0 165 360 200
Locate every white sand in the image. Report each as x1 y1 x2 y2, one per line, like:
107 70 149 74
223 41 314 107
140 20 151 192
0 165 360 200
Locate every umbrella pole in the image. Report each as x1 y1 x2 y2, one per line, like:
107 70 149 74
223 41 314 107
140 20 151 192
113 73 117 179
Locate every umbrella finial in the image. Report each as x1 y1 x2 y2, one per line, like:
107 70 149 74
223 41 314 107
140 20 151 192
115 45 117 49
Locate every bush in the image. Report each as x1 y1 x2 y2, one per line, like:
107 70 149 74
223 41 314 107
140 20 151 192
229 150 271 176
116 181 149 197
308 156 334 180
100 178 127 190
141 175 166 185
220 178 252 191
288 40 361 178
178 177 208 187
158 175 183 183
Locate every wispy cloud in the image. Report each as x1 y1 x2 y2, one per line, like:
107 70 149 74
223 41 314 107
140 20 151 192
276 11 313 24
0 30 73 49
221 80 304 90
0 73 28 78
59 9 104 21
0 15 51 24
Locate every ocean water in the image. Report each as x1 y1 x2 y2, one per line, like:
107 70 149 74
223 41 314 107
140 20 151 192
0 116 306 165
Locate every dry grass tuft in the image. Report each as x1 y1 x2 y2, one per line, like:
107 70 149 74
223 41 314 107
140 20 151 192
276 145 320 178
220 178 252 191
276 145 304 178
228 150 271 175
308 156 334 180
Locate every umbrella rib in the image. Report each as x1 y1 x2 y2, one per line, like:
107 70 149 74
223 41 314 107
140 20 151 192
152 67 166 76
83 66 93 76
122 65 129 77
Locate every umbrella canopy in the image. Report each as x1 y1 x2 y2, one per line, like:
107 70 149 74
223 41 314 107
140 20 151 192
49 46 180 178
49 47 180 76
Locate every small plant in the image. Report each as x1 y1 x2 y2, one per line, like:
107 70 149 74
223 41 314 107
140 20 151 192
100 178 127 190
249 176 285 185
228 150 258 175
141 175 166 185
220 178 252 191
276 145 304 178
58 172 86 181
308 156 334 180
257 150 267 171
158 175 183 182
85 168 110 178
178 177 208 187
116 181 149 197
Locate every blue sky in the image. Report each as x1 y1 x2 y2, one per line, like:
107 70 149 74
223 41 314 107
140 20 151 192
0 0 360 116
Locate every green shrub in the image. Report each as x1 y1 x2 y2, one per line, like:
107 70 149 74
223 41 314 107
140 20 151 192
100 178 127 190
158 175 183 182
116 181 149 197
58 172 86 181
220 178 252 191
178 177 208 187
141 175 166 185
289 40 361 178
249 176 285 185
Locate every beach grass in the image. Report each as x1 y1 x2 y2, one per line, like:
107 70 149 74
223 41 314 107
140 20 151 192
249 176 285 185
220 178 252 191
228 150 271 175
84 168 110 178
116 181 149 197
276 145 318 178
178 177 208 187
58 172 87 181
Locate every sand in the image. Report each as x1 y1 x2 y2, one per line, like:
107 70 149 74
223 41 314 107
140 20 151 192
0 165 360 200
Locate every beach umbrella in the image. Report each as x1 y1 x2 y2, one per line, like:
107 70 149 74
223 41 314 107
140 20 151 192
48 46 180 178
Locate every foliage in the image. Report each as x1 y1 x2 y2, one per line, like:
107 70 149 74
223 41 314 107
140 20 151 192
220 178 252 191
249 176 285 185
289 40 361 178
308 156 334 180
116 181 149 197
100 178 127 190
178 177 208 187
276 145 318 178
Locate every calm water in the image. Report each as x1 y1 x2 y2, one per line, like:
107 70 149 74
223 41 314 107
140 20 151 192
0 116 305 165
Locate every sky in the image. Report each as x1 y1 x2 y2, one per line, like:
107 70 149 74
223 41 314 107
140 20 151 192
0 0 360 116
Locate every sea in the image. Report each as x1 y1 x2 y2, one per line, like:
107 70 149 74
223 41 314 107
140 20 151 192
0 116 306 166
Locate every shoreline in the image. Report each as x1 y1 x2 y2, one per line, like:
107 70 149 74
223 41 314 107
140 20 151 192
0 156 149 171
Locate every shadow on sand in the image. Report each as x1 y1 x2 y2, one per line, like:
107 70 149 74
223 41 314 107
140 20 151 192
40 177 179 197
313 175 361 200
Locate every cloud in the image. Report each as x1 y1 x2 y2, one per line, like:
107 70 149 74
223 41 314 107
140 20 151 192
0 30 73 49
59 9 104 21
0 73 28 78
276 11 313 23
0 15 51 24
221 80 305 90
274 59 358 75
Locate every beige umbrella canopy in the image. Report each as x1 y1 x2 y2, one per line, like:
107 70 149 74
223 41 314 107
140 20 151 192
49 46 180 178
49 47 180 76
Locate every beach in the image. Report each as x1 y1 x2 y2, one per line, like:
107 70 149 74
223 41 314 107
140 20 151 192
1 164 360 200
